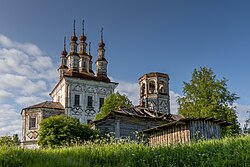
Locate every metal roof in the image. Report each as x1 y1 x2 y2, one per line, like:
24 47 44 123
93 106 184 124
22 101 65 110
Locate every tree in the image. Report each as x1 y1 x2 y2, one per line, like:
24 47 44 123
38 115 98 147
0 134 20 146
243 111 250 134
12 134 20 146
95 92 133 120
177 67 240 136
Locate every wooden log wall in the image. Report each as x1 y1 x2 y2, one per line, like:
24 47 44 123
148 120 222 146
148 124 190 146
189 120 221 140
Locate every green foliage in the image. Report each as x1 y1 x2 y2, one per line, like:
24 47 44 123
177 67 240 136
243 111 250 134
38 115 98 147
95 92 132 120
0 134 20 146
0 136 250 167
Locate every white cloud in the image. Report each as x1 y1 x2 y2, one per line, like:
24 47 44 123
15 96 46 107
0 34 57 137
169 90 181 114
114 79 139 105
234 103 250 127
0 34 43 56
0 104 21 136
0 90 13 100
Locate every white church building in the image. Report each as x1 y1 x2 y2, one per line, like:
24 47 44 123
21 20 118 148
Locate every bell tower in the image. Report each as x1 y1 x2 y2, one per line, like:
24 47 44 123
139 72 170 114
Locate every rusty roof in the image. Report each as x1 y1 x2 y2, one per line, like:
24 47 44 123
142 117 232 133
22 101 65 110
138 72 169 81
64 69 111 83
93 106 184 124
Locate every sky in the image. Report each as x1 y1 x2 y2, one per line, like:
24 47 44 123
1 0 250 137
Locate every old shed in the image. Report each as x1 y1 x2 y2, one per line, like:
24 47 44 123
93 106 183 139
142 118 231 146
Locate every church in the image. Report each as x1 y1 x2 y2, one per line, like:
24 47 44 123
21 20 118 148
21 20 230 148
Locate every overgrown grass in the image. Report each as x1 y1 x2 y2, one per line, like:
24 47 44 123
0 135 250 167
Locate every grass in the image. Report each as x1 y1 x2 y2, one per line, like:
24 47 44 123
0 135 250 167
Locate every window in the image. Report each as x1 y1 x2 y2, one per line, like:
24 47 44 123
99 98 104 109
29 117 36 129
87 96 93 108
149 81 156 94
159 81 167 94
74 95 80 106
83 61 86 69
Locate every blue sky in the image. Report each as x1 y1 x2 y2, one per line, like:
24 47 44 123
0 0 250 136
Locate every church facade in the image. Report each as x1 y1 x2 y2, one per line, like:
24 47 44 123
21 20 117 148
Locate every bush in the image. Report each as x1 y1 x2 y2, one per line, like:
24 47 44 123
38 115 98 147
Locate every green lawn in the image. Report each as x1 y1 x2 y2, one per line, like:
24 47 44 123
1 135 250 167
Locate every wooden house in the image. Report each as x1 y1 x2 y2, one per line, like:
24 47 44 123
92 106 184 139
142 118 231 146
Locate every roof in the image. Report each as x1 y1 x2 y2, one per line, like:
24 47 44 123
64 69 111 83
22 101 65 110
142 117 232 133
139 72 169 81
93 106 184 124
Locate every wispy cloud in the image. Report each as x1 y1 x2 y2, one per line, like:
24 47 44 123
0 34 56 137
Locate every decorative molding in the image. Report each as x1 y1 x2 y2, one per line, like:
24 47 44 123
27 131 38 139
85 108 96 116
72 106 84 116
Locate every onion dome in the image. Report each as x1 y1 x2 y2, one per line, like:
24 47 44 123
61 37 68 56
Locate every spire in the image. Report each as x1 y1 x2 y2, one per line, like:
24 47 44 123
100 27 103 42
96 27 108 78
80 19 87 41
71 20 78 41
59 37 68 79
82 19 84 35
98 27 105 47
74 20 76 36
97 27 106 61
61 36 68 56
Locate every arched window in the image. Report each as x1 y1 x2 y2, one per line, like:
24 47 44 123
141 83 145 95
83 61 86 69
159 81 167 94
149 81 156 94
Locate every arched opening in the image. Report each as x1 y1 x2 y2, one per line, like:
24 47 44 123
141 83 145 96
148 81 156 94
83 61 87 70
159 81 167 94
